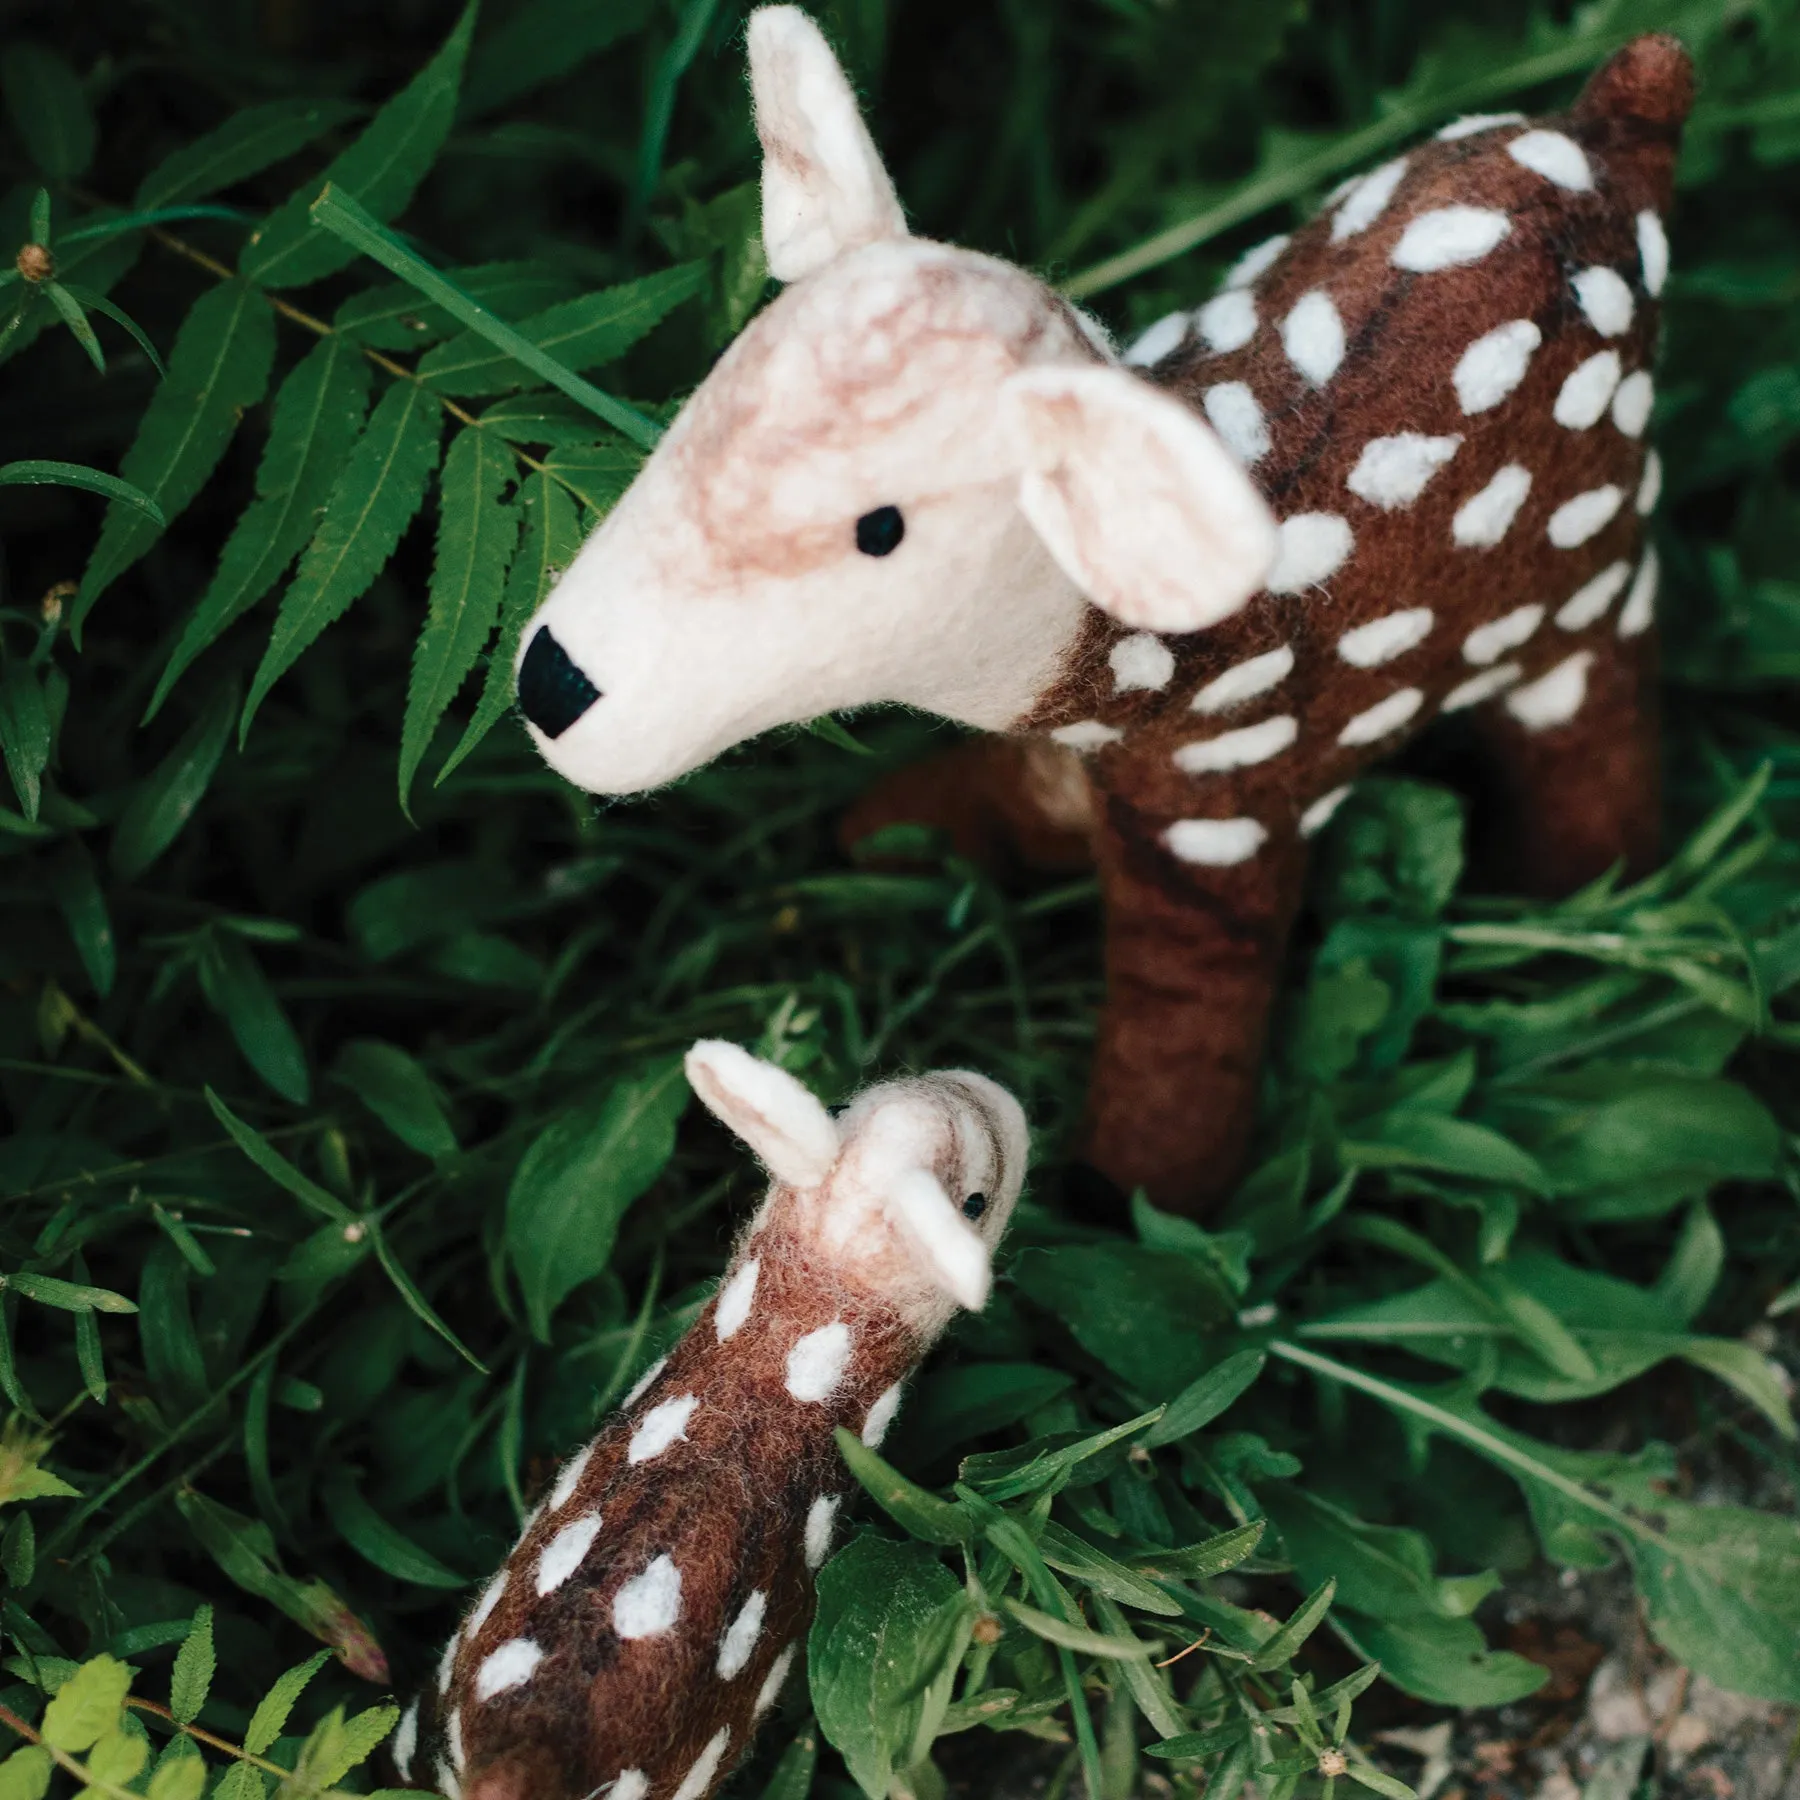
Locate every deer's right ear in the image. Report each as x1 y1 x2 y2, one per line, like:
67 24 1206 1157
748 6 908 281
1000 364 1279 634
685 1040 842 1187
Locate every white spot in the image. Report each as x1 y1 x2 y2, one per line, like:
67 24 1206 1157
671 1728 731 1800
1281 290 1345 385
804 1494 841 1569
1555 561 1631 632
548 1443 593 1511
629 1393 697 1465
1612 370 1654 438
1637 210 1669 297
1345 433 1461 509
1051 720 1123 752
393 1701 418 1782
1266 514 1353 593
785 1321 852 1402
1443 663 1523 711
1452 464 1532 546
717 1590 768 1680
1337 688 1425 747
613 1554 683 1639
1171 715 1298 774
849 1386 901 1455
1299 786 1352 837
1506 652 1594 730
1453 319 1541 414
1573 266 1635 336
1548 485 1625 549
1392 206 1511 272
535 1512 603 1596
1203 381 1270 464
611 1775 650 1800
437 1633 459 1695
1436 111 1525 140
1331 157 1408 240
436 1761 462 1800
1464 604 1544 665
1123 311 1188 368
1223 233 1289 288
474 1638 543 1701
1507 129 1592 190
715 1258 759 1342
1163 818 1268 866
756 1643 798 1717
447 1709 466 1774
466 1570 508 1641
1110 633 1175 693
1196 289 1257 353
1636 449 1662 516
1554 351 1622 429
1618 547 1658 638
1337 608 1434 668
1192 645 1294 714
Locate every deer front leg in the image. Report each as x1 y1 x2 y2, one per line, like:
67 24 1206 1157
1083 793 1309 1214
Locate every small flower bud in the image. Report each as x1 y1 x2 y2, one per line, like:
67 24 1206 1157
1317 1750 1348 1778
16 243 53 283
971 1612 1003 1646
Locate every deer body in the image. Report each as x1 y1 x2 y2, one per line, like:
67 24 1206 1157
514 10 1690 1211
394 1045 1028 1800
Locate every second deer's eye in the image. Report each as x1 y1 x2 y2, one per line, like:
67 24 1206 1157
856 506 905 556
962 1192 988 1221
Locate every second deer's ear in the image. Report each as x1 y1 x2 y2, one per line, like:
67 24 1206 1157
747 6 908 281
685 1040 841 1187
1000 364 1279 634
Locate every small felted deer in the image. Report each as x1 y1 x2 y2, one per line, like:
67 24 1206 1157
513 7 1689 1212
392 1041 1028 1800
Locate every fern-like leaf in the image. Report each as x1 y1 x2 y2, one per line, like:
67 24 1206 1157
336 259 579 351
135 98 360 212
400 427 520 806
238 0 477 289
72 279 276 638
242 382 443 738
543 439 643 512
148 333 372 720
417 262 705 396
438 466 582 783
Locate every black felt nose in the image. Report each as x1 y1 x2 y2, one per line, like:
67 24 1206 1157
517 627 601 739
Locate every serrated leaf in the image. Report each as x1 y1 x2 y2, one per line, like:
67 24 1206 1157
73 281 276 635
460 0 656 117
244 380 443 734
136 98 361 211
2 44 94 178
334 1038 457 1157
147 1744 206 1800
337 261 579 350
245 1650 332 1755
170 1604 214 1724
291 1702 401 1790
400 427 520 804
240 3 476 287
196 929 310 1103
86 1726 148 1787
211 1763 264 1800
0 1414 80 1503
542 440 642 512
0 659 50 821
40 1654 131 1753
439 466 581 780
149 335 373 719
111 680 236 881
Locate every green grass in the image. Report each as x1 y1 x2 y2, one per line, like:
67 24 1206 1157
1 0 1798 1796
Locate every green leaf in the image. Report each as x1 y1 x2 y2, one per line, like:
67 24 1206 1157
1001 1596 1153 1657
369 1220 487 1372
1129 1521 1266 1582
541 440 643 512
0 1414 81 1501
0 1747 51 1800
834 1427 972 1546
321 1472 467 1586
86 1727 148 1788
5 1271 137 1313
74 281 277 636
291 1702 401 1790
337 261 579 350
138 1237 211 1417
239 3 477 288
146 1747 205 1800
136 98 361 211
1 44 94 178
245 1649 333 1755
400 427 520 804
244 379 444 735
460 0 656 117
211 1763 265 1800
506 1059 689 1340
1346 1764 1418 1800
205 1086 352 1222
149 334 373 719
40 1653 131 1753
440 466 582 780
1333 1611 1546 1709
0 461 165 523
1655 1203 1724 1326
0 659 51 821
1247 1578 1335 1670
169 1605 214 1725
44 280 105 373
334 1039 457 1157
1143 1350 1267 1447
756 1731 819 1800
44 840 110 999
196 929 309 1103
1036 1524 1183 1616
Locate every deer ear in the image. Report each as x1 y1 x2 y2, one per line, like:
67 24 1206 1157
748 6 908 281
1000 364 1279 634
885 1168 992 1310
685 1040 841 1187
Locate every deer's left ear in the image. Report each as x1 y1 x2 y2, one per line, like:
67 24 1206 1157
748 7 908 281
685 1040 842 1187
1001 364 1279 633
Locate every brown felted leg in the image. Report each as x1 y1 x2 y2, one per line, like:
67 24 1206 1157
1081 796 1309 1215
1467 631 1662 897
839 736 1098 876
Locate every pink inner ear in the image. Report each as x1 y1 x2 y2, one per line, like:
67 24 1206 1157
684 1040 841 1186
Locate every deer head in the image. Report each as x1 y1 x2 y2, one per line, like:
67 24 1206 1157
394 1044 1029 1800
513 5 1276 795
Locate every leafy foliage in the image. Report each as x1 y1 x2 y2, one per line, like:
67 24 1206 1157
2 0 1799 1796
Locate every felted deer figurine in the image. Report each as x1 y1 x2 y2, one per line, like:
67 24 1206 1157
512 7 1690 1213
391 1040 1028 1800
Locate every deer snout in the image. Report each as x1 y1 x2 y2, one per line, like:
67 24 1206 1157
516 625 602 738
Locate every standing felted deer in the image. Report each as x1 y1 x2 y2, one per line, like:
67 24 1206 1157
512 7 1690 1213
392 1041 1028 1800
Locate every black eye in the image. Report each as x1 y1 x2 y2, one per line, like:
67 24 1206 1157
856 506 905 556
962 1192 987 1221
